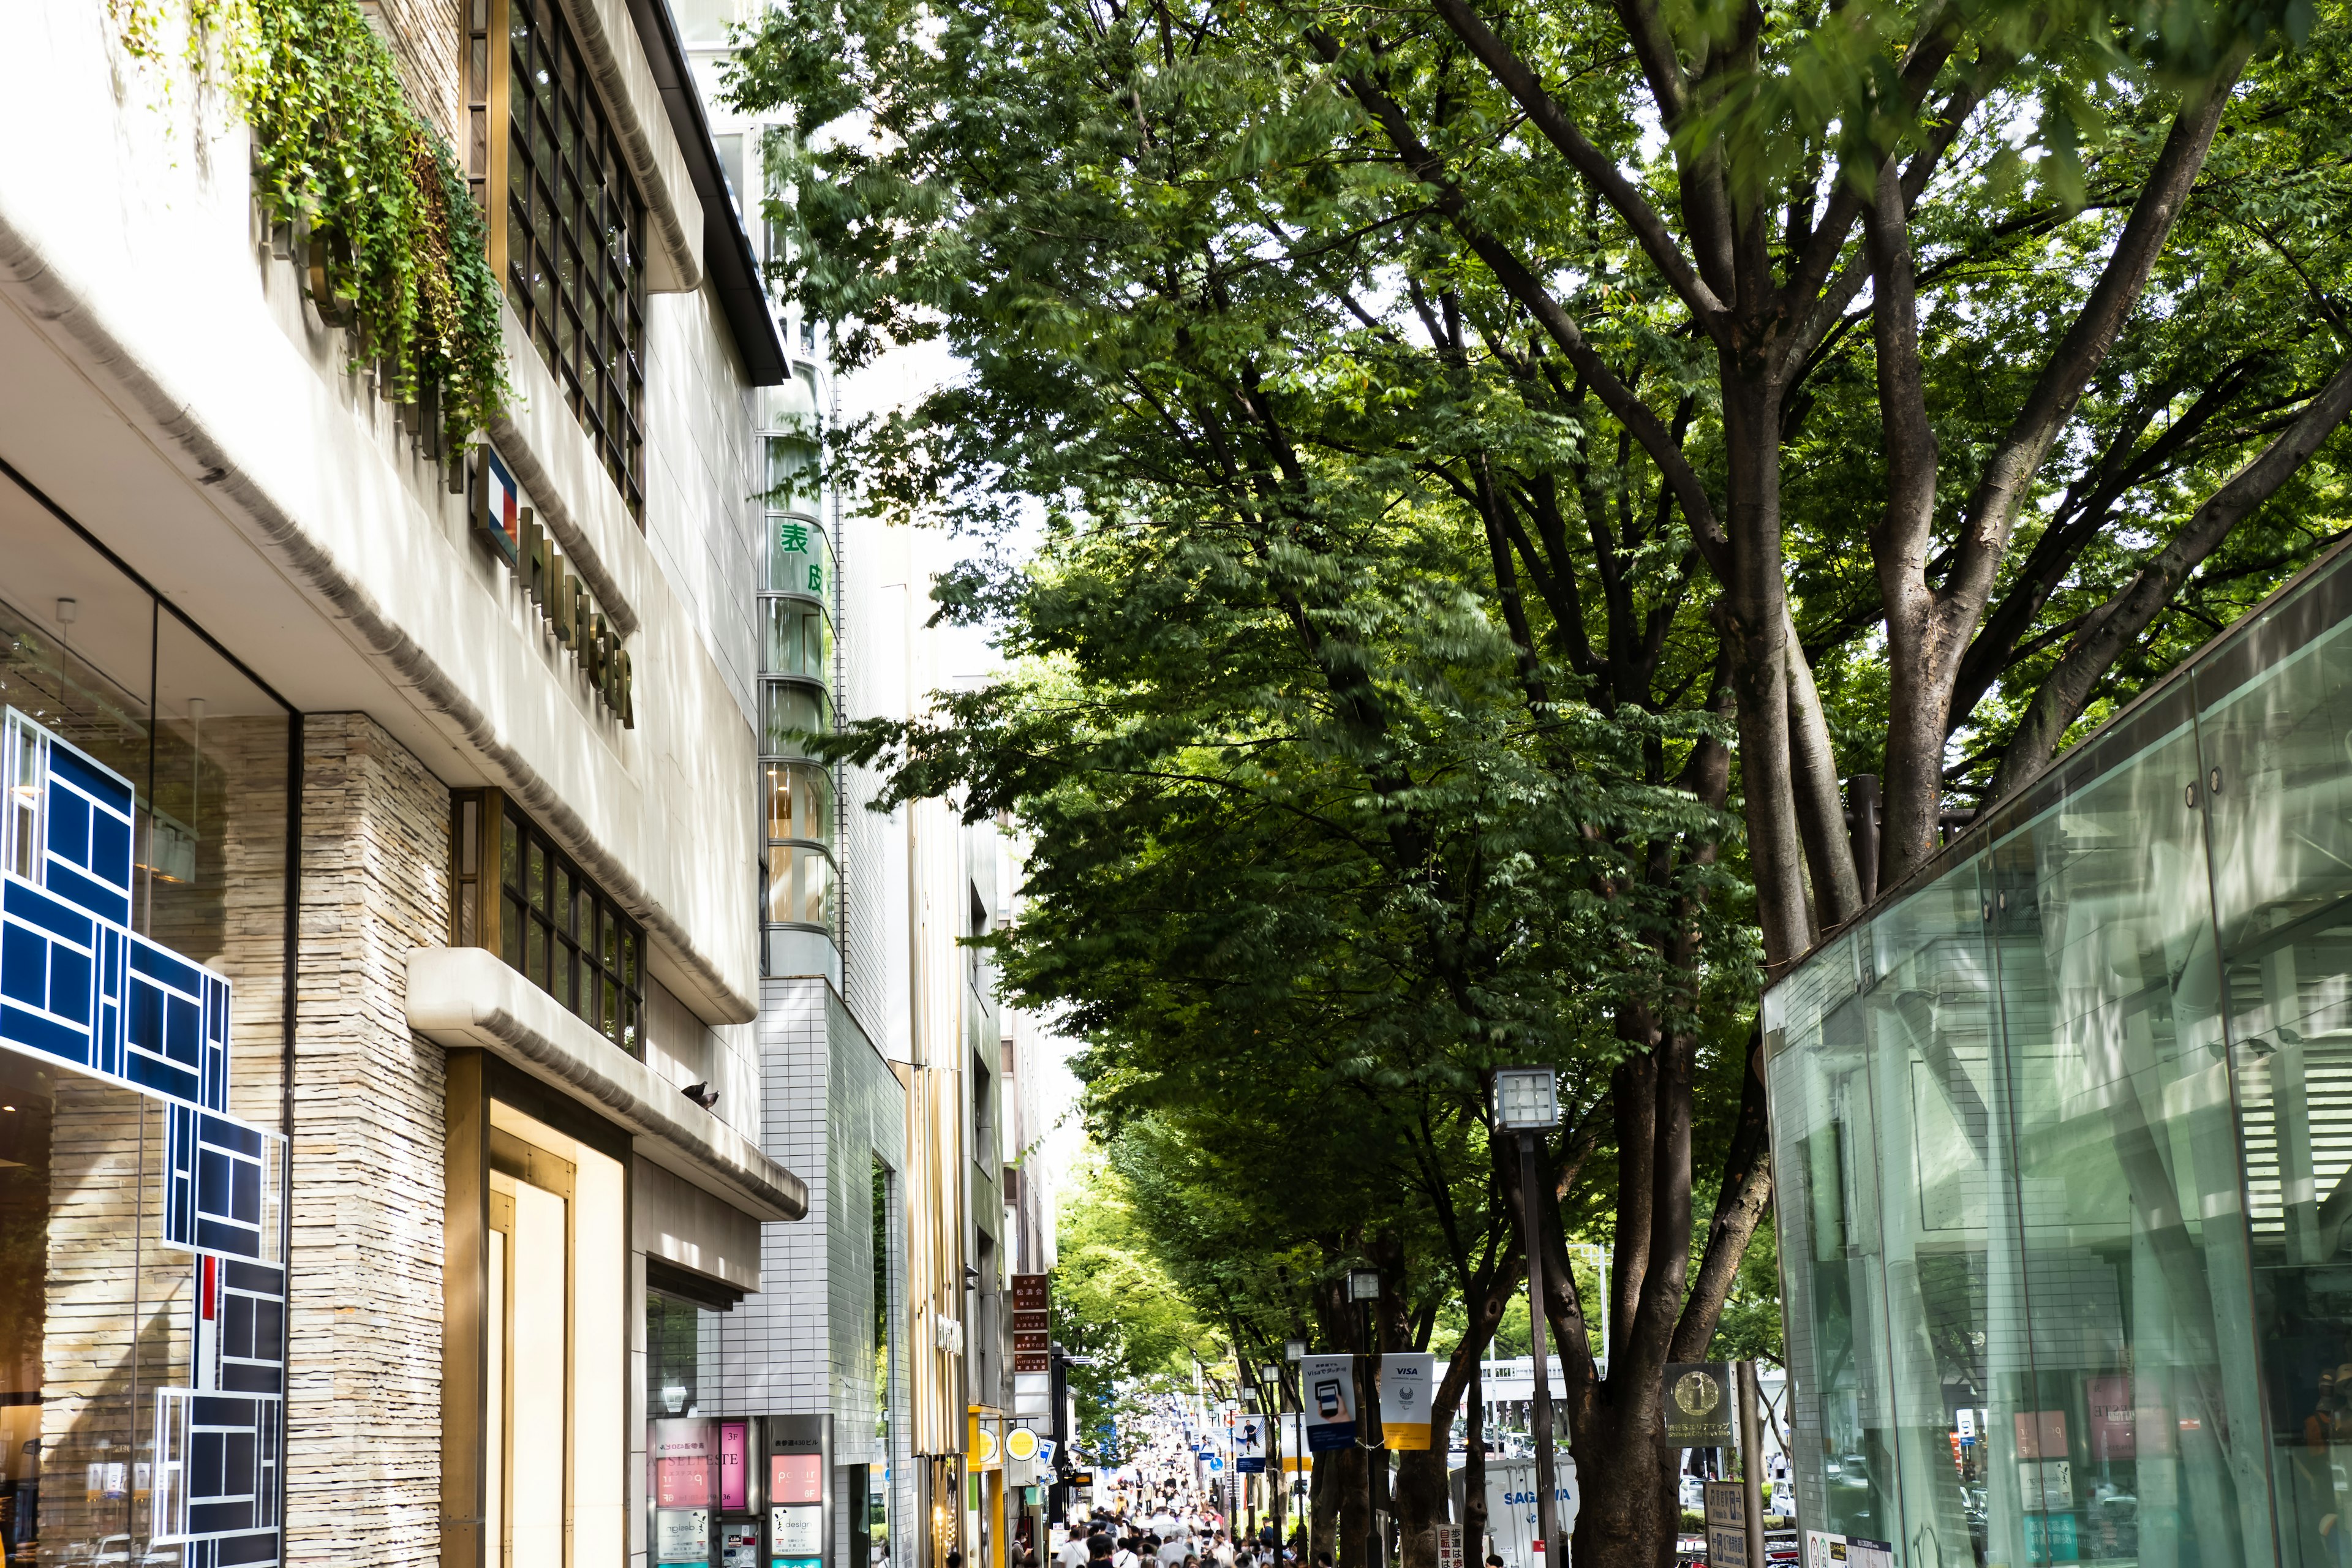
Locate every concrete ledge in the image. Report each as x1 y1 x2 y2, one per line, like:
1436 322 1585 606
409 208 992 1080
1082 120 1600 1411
407 945 805 1222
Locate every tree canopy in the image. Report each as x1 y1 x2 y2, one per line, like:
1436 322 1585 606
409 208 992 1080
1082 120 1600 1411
725 0 2352 1555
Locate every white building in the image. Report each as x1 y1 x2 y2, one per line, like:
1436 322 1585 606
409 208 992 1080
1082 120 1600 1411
0 8 808 1568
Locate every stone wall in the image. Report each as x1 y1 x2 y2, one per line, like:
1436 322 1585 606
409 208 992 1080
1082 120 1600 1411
287 712 451 1567
371 0 468 145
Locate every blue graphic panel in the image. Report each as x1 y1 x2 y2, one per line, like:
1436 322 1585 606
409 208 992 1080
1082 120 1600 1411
165 1109 274 1260
3 709 282 1568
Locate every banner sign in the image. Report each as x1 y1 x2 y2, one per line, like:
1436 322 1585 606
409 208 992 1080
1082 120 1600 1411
1281 1412 1311 1472
1301 1355 1357 1451
1379 1353 1434 1450
1662 1362 1735 1446
1234 1415 1267 1474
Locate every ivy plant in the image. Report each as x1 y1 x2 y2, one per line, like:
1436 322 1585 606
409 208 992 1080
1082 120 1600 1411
113 0 509 455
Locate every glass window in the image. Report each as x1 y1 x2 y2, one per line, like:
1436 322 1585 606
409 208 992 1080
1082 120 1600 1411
453 791 644 1055
765 843 834 930
0 470 293 1125
2196 560 2352 1568
764 764 832 847
763 600 832 680
765 514 831 602
468 0 649 520
760 684 833 761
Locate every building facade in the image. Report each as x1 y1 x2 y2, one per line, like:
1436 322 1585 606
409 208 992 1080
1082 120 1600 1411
1766 541 2352 1568
0 10 811 1568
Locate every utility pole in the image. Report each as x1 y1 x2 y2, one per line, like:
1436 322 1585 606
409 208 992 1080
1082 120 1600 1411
1493 1069 1562 1566
1738 1362 1765 1568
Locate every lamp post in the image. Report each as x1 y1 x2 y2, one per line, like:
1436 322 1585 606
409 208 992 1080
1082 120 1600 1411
1348 1269 1382 1568
1285 1339 1306 1550
1494 1068 1562 1566
1257 1362 1281 1555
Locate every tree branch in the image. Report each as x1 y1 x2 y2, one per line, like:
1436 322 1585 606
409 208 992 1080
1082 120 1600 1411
1988 350 2352 802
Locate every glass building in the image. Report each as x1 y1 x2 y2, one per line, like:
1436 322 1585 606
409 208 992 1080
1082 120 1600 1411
1765 543 2352 1568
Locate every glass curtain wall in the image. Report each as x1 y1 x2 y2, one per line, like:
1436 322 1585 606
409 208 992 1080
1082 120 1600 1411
0 469 295 1568
757 366 837 960
1766 546 2352 1568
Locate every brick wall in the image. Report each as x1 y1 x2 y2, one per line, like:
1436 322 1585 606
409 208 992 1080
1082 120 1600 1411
287 712 451 1568
368 0 467 145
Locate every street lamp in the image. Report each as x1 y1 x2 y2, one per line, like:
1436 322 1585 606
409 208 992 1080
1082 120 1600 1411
1347 1269 1384 1568
1494 1067 1563 1567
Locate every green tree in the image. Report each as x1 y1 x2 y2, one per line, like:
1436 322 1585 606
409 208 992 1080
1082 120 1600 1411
727 0 2352 1559
1052 1154 1223 1460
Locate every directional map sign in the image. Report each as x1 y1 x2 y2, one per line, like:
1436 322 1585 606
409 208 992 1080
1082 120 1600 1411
1662 1362 1735 1446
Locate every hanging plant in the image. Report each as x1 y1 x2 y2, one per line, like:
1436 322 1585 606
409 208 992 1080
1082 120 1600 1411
112 0 509 456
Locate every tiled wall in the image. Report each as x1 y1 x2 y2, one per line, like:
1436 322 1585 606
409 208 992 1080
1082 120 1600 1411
715 976 911 1567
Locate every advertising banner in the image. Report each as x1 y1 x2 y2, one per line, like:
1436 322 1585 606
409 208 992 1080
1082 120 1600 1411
1301 1355 1357 1452
1234 1414 1267 1474
1379 1353 1434 1450
1281 1412 1311 1472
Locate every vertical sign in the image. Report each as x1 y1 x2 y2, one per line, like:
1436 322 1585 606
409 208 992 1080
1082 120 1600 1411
1704 1480 1746 1568
1378 1353 1434 1450
1013 1273 1052 1372
720 1421 750 1512
1300 1355 1357 1450
1435 1524 1464 1568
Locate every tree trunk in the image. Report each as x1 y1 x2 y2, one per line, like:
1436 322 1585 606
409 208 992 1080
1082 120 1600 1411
1463 1360 1488 1559
1311 1449 1340 1563
1393 1450 1444 1568
1718 367 1809 966
1335 1447 1371 1567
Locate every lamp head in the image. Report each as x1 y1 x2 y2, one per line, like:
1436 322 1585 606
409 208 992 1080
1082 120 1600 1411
1493 1066 1560 1131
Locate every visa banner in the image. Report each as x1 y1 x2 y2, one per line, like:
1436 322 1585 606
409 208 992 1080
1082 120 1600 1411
1379 1352 1436 1450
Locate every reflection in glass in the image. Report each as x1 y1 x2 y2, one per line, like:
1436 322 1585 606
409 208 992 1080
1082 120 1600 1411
760 685 832 760
765 844 834 930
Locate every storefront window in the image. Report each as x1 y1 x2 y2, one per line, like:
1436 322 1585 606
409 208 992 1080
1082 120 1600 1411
646 1286 742 1568
0 466 296 1568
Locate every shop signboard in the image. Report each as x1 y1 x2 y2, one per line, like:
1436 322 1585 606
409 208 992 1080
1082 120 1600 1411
655 1419 715 1507
1804 1535 1892 1568
659 1510 712 1566
720 1421 750 1512
767 1414 830 1568
1662 1362 1734 1446
1379 1353 1434 1450
772 1507 823 1556
1301 1355 1357 1451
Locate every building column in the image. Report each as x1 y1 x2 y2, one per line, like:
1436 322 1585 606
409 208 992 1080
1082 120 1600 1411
287 712 453 1567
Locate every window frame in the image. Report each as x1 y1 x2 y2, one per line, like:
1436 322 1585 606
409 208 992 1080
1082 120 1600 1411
466 0 650 521
451 788 646 1057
